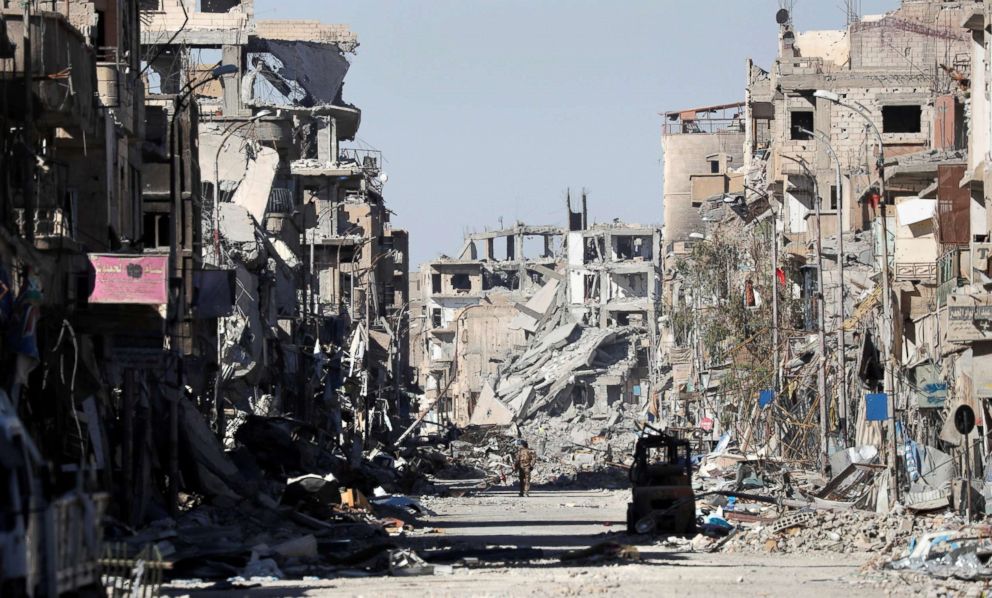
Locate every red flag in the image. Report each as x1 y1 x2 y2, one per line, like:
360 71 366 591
776 268 786 288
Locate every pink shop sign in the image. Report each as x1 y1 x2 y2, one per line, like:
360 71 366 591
88 254 169 305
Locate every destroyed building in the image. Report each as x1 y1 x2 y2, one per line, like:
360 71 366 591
661 103 746 245
659 0 992 515
0 1 412 591
416 223 565 425
408 198 662 476
141 0 411 451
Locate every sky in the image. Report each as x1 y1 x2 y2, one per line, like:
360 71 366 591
253 0 900 267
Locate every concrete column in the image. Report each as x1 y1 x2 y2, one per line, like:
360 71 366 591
514 233 524 261
221 45 242 116
506 235 515 261
543 235 552 258
317 117 338 165
486 238 495 260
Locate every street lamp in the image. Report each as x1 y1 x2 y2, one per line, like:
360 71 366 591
211 109 272 443
798 126 849 445
166 63 238 514
782 152 829 473
814 88 896 498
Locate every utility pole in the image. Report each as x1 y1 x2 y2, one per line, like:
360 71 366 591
22 0 34 243
812 171 829 473
807 128 849 444
815 90 897 502
168 63 239 513
771 204 780 455
791 150 830 473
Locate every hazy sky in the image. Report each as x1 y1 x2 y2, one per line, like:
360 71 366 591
254 0 899 266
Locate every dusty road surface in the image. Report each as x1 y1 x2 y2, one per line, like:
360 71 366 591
164 485 905 597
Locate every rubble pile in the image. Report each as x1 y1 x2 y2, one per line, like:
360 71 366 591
106 406 464 583
464 280 654 484
520 405 640 486
718 508 930 556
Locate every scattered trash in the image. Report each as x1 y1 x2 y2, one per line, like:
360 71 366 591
388 549 434 576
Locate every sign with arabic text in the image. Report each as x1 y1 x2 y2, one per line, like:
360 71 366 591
945 294 992 342
88 254 169 305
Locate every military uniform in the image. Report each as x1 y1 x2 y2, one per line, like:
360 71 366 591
514 446 537 496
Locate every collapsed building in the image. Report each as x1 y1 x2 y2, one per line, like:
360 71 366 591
417 223 565 425
0 1 411 591
409 198 663 475
660 0 992 515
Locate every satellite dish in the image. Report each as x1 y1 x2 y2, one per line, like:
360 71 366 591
378 172 389 184
776 9 790 25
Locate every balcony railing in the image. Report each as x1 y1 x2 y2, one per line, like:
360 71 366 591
894 262 937 283
662 119 744 135
937 248 962 307
339 148 382 174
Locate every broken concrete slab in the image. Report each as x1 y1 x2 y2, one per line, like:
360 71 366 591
468 381 514 426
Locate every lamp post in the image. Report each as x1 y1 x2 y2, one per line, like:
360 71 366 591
166 63 238 514
211 109 271 443
800 126 849 445
784 152 829 474
815 89 896 499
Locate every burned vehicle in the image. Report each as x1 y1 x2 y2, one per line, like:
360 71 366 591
626 431 696 534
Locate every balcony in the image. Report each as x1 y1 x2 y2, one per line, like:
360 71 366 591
0 9 97 130
894 262 937 283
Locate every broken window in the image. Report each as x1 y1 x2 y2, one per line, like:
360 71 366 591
431 273 442 294
431 308 442 328
201 0 241 13
138 0 161 10
710 160 720 174
450 274 472 292
790 111 814 140
882 105 922 134
613 273 649 298
615 236 635 260
583 274 599 302
606 385 621 406
829 185 838 211
754 118 772 148
383 284 395 313
142 213 170 248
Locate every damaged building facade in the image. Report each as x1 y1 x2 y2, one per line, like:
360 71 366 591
660 0 992 514
0 1 410 591
417 223 565 426
409 198 663 472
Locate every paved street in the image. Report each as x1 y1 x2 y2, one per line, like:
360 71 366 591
166 487 894 597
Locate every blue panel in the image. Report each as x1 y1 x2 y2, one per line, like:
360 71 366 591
759 389 774 408
866 393 889 421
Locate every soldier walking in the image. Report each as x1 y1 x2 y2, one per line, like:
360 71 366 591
514 440 537 497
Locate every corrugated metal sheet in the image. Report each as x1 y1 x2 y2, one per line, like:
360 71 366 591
937 164 970 244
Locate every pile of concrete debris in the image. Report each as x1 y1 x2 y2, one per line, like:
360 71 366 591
105 405 488 584
518 405 640 487
675 435 992 587
717 508 934 556
461 281 651 484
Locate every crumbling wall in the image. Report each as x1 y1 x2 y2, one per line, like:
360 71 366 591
662 132 745 243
